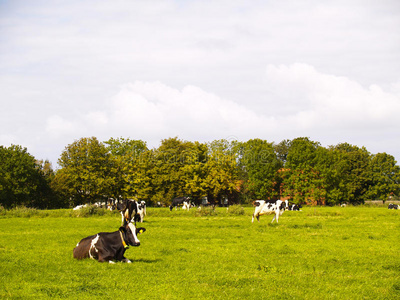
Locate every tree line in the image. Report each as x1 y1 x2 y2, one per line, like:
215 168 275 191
1 137 399 209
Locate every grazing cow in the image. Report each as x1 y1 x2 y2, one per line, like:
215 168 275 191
252 200 286 223
169 197 189 211
73 223 146 263
136 201 147 223
388 203 399 209
284 200 302 211
182 201 195 211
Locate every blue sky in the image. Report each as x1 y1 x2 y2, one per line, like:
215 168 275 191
1 0 400 166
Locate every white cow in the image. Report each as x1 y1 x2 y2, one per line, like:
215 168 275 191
252 200 286 223
73 204 87 210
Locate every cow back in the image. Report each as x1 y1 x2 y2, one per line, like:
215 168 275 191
73 234 97 259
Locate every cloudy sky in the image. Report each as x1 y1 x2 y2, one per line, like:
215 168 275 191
1 0 400 167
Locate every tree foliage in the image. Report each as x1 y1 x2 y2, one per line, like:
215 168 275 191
366 152 400 200
238 139 282 200
1 136 400 208
54 137 113 206
0 145 55 208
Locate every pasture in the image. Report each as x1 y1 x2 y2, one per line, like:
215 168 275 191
0 206 399 299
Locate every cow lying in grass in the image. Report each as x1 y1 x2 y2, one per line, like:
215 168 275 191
73 222 146 263
252 200 286 223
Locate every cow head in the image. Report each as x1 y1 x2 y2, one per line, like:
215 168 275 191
120 223 146 247
291 204 301 211
278 200 286 211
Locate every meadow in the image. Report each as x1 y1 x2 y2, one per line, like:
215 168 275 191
0 205 399 299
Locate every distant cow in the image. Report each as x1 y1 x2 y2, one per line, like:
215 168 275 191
284 200 302 211
388 203 399 209
252 200 286 223
182 201 195 211
136 201 147 223
169 197 189 211
73 204 87 210
73 222 146 263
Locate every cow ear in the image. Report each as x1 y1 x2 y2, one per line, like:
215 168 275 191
136 227 146 235
119 226 126 232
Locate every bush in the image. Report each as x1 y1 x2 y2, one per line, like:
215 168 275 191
0 205 6 217
0 206 40 218
71 205 113 218
226 205 245 215
195 206 217 217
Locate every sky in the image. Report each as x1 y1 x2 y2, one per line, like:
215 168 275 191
1 0 400 167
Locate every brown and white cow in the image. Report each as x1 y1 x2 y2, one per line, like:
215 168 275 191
73 222 146 263
252 200 286 223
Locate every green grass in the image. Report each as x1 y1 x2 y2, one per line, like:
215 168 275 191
0 206 399 299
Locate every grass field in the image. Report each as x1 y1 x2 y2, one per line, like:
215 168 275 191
0 206 399 299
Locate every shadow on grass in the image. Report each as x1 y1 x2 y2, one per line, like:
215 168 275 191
129 258 161 263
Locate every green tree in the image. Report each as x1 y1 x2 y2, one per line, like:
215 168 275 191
366 152 400 200
56 137 113 206
104 137 148 200
202 139 241 203
281 137 325 204
274 139 291 166
180 142 208 200
34 159 61 208
148 137 196 204
0 145 50 208
331 143 371 204
239 139 282 200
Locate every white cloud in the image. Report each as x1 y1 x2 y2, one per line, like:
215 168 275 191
46 115 79 138
264 63 400 130
1 1 400 165
0 134 18 146
103 81 270 143
262 64 400 155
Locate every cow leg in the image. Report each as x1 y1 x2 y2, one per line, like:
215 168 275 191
121 258 132 263
272 211 279 223
120 212 124 226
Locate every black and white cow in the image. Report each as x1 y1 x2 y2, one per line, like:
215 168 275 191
119 199 140 226
136 201 147 223
284 200 302 211
169 197 189 211
252 200 286 223
388 203 399 209
182 200 195 211
73 222 146 263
